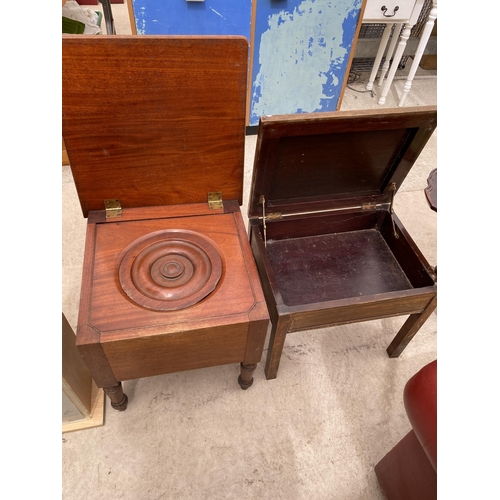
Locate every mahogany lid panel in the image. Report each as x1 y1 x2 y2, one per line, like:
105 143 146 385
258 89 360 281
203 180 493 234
249 106 437 218
62 36 248 217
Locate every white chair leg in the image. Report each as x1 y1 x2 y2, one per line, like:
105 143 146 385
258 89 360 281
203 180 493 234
399 1 437 106
378 23 412 105
378 23 403 86
366 24 392 91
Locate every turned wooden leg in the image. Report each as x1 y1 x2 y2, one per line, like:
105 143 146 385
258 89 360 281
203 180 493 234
103 382 128 411
264 316 290 380
387 295 437 357
238 363 257 390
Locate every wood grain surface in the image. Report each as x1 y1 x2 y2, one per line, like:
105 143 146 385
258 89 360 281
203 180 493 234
77 206 268 386
63 36 248 217
248 106 437 219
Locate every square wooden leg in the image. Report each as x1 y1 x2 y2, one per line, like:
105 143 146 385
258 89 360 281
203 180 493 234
387 295 437 358
265 316 291 380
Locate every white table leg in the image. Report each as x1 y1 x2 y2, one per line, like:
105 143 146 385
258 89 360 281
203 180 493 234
398 1 437 106
378 23 413 105
366 23 392 91
378 23 403 87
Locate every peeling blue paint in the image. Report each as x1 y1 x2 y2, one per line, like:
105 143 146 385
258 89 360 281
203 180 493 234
250 0 363 126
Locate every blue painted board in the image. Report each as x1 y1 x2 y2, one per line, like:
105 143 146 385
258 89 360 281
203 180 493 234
250 0 364 125
131 0 252 38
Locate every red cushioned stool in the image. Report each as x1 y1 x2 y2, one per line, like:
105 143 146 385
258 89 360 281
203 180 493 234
375 360 437 499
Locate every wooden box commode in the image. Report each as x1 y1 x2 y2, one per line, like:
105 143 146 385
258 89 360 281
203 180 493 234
248 107 437 380
62 36 269 411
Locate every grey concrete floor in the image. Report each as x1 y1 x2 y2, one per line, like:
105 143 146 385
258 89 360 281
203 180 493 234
62 3 437 499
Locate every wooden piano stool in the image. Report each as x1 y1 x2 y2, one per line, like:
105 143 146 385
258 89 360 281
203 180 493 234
247 107 437 379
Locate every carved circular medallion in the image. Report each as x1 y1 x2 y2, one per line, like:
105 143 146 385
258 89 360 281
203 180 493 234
119 229 223 311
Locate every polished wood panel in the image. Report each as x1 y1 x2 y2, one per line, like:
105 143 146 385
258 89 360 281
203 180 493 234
62 36 248 217
86 213 258 334
288 293 435 332
103 323 248 381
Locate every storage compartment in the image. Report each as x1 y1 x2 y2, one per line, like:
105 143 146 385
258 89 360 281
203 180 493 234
248 106 437 379
257 209 433 306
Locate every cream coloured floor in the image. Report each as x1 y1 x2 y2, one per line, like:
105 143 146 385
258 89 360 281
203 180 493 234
62 3 437 498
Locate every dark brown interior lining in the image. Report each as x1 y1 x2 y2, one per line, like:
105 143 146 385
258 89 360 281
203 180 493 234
266 229 413 306
268 128 417 202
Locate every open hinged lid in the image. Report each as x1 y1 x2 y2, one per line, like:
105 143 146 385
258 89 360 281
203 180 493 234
248 106 437 219
62 36 248 218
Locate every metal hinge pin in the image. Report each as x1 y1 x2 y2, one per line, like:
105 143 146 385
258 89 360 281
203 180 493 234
389 182 399 239
208 192 223 210
259 195 268 247
104 199 122 219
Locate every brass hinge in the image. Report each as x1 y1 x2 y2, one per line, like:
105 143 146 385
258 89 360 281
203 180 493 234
104 199 122 219
389 182 399 239
259 195 268 247
266 212 283 220
259 195 283 247
361 202 378 210
208 192 223 210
